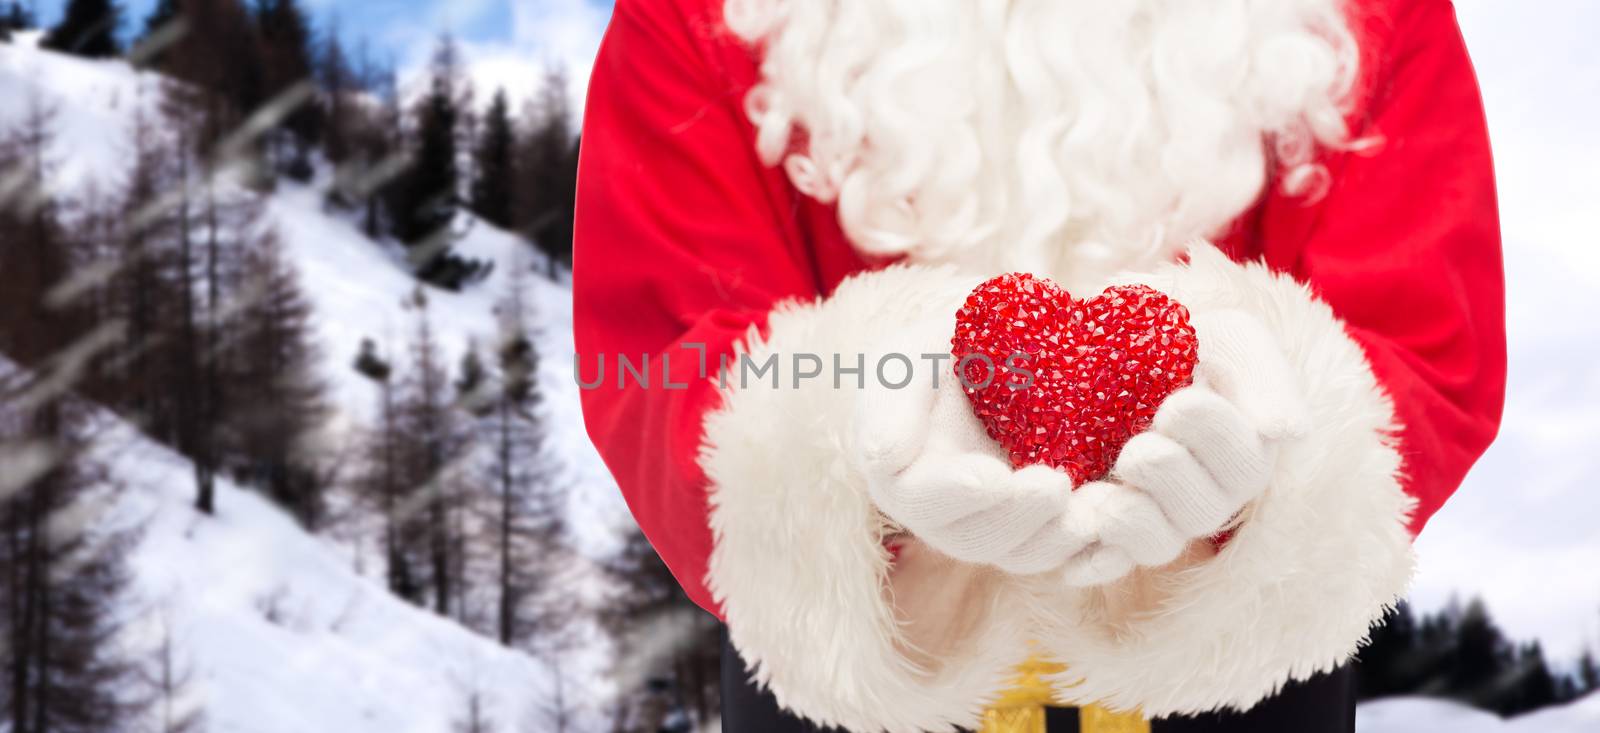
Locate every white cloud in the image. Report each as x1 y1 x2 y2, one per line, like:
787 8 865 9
394 0 608 120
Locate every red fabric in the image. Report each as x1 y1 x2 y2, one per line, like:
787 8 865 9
1215 0 1506 536
574 0 1506 619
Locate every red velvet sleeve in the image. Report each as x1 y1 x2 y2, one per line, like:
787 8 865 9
572 0 823 617
1243 0 1507 535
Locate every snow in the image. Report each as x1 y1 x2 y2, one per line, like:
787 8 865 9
99 414 564 733
0 30 169 194
1357 694 1600 733
0 16 629 562
264 183 628 558
2 30 633 733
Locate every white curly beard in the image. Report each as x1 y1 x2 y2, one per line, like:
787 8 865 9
724 0 1359 289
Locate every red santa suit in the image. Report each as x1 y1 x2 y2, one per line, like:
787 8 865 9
573 0 1505 729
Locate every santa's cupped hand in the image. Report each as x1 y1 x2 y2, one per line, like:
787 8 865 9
1068 308 1312 583
855 305 1311 585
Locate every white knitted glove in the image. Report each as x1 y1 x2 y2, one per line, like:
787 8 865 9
1061 309 1312 583
853 352 1098 576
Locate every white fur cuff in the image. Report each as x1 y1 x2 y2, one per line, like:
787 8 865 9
700 265 1033 733
701 248 1416 727
1035 245 1417 717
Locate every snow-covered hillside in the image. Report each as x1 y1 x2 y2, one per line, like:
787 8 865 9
3 29 630 733
1358 694 1600 733
99 409 567 733
265 181 629 559
0 29 626 553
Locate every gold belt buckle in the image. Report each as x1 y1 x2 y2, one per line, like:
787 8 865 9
979 655 1149 733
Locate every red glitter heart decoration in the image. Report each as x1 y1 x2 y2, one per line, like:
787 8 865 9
951 274 1199 485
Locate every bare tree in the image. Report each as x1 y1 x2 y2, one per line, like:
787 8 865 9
0 112 145 733
471 266 565 648
227 230 329 526
315 13 354 166
352 337 424 603
140 0 266 142
599 529 721 733
450 667 497 733
514 68 577 278
470 89 516 229
135 606 205 733
94 96 178 435
526 654 579 733
393 287 470 616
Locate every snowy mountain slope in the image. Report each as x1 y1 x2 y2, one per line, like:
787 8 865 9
0 30 170 192
265 180 629 559
3 30 632 732
0 31 628 557
1357 694 1600 733
98 411 565 733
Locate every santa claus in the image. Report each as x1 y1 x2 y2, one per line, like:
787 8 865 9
573 0 1505 730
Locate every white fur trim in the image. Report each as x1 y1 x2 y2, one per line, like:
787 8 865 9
1031 245 1417 716
704 247 1415 724
701 265 1034 733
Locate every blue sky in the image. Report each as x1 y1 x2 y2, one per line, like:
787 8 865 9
31 0 616 109
38 0 509 46
30 0 612 54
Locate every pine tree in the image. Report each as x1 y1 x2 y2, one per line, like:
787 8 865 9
334 41 401 236
471 89 517 229
0 113 143 733
6 2 34 30
0 101 83 370
468 266 565 648
135 607 205 733
392 38 461 246
1556 675 1579 704
451 683 495 733
397 288 468 615
352 338 424 604
1355 597 1594 717
0 384 143 733
155 89 222 515
100 75 264 517
140 0 177 39
386 36 490 290
44 0 121 58
515 68 578 277
316 15 355 166
528 656 578 733
0 1 35 40
1579 647 1600 694
229 231 329 528
1505 641 1558 714
253 0 320 178
103 98 182 440
599 529 721 731
1450 597 1509 699
1357 601 1419 699
141 0 265 141
194 177 237 512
